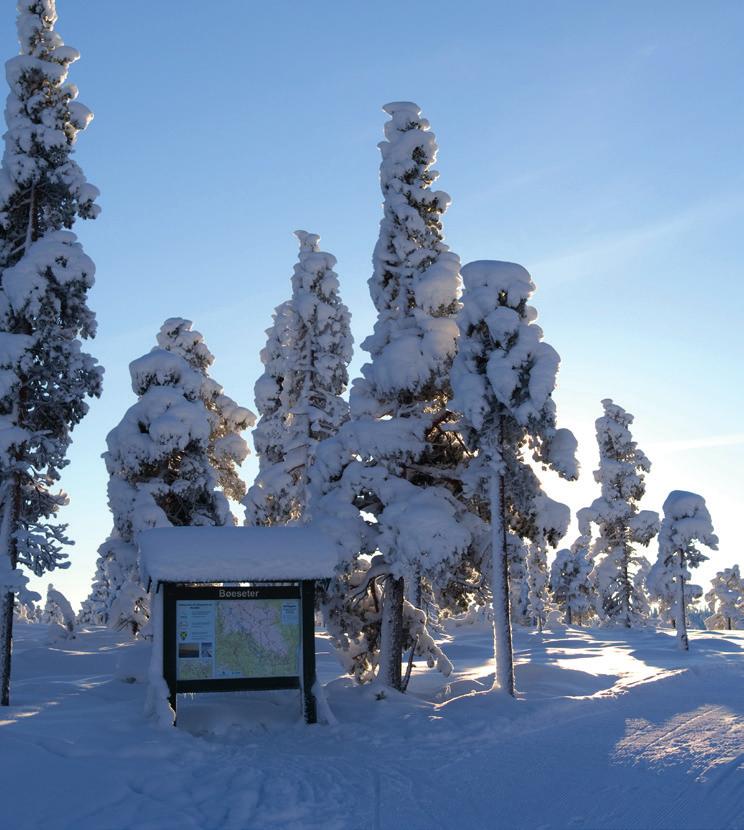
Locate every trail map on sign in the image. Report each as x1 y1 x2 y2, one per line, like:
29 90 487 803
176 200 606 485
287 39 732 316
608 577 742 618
176 599 300 681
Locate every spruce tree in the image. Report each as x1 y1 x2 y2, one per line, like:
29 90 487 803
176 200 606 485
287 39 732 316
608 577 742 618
244 232 352 526
550 508 594 625
77 554 110 625
704 566 744 631
90 327 251 634
0 1 101 704
525 495 570 631
156 317 253 507
244 300 296 526
83 321 254 628
451 260 578 695
649 490 717 650
508 537 530 625
588 399 659 627
313 103 469 690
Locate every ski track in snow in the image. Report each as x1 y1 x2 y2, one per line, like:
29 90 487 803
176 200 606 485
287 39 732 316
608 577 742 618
4 625 744 830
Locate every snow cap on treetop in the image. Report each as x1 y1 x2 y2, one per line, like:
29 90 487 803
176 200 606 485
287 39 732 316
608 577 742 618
157 318 214 371
663 490 715 522
461 260 535 309
382 101 421 114
599 398 633 424
291 231 341 295
16 1 66 59
382 101 426 122
661 490 719 549
129 348 203 399
294 230 320 253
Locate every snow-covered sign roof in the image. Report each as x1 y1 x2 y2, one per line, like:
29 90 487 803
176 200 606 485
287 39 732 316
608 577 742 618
139 526 338 584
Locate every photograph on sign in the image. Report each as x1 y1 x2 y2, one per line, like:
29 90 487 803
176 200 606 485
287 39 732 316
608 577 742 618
175 596 300 681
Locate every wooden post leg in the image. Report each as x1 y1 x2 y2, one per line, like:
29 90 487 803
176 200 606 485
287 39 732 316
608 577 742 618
300 580 317 724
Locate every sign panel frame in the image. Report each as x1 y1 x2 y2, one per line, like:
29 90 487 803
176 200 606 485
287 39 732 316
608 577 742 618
162 580 317 723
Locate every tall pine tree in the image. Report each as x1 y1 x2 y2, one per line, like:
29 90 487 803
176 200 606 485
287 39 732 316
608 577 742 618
0 1 101 704
451 260 578 695
550 508 595 625
649 491 717 650
245 300 296 526
244 232 352 526
313 103 469 690
588 399 658 627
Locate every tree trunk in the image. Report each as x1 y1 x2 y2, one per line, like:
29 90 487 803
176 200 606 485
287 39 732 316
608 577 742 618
676 556 689 651
1 187 35 706
0 472 21 706
379 575 404 690
489 421 515 697
621 547 631 628
727 617 732 631
566 605 572 626
0 590 14 706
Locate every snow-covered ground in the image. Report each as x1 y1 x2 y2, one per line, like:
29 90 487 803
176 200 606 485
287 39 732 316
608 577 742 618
4 622 744 830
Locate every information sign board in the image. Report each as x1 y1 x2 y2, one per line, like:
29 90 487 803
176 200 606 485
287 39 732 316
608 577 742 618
162 582 317 723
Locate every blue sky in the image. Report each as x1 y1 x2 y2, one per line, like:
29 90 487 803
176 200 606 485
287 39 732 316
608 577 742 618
2 1 742 607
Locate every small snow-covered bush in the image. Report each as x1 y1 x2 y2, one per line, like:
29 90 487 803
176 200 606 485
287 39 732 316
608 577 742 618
42 584 75 642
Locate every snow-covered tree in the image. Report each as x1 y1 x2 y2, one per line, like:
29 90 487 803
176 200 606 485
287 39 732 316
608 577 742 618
107 579 148 638
99 349 216 634
42 582 75 642
526 542 549 631
451 260 578 695
83 321 254 630
243 300 295 526
77 553 110 625
508 534 530 625
649 491 717 650
156 318 253 506
314 103 471 691
647 555 680 628
0 1 101 705
80 534 139 628
525 496 570 631
633 554 653 621
13 593 39 622
705 565 744 631
550 508 594 625
587 400 658 628
244 232 352 526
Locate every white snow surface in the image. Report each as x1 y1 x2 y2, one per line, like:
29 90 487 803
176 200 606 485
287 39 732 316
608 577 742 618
139 525 339 583
5 622 744 829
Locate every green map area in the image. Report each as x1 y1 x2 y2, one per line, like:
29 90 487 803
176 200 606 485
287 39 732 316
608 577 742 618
214 599 300 678
176 598 301 681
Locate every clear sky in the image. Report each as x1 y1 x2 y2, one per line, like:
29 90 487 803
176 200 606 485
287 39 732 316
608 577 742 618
2 1 742 608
